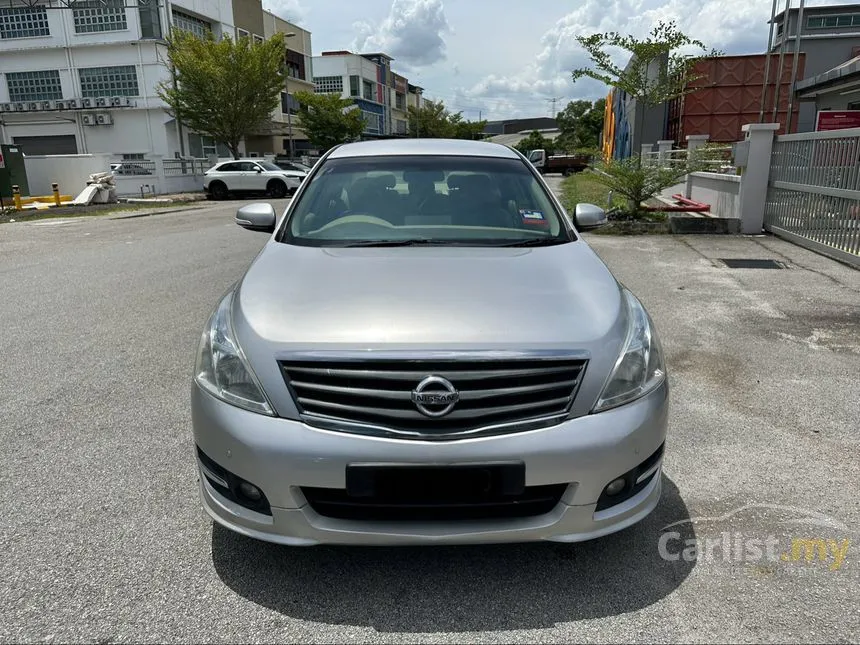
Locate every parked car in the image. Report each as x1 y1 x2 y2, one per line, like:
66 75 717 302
203 159 306 199
191 138 668 547
273 160 313 173
110 162 152 176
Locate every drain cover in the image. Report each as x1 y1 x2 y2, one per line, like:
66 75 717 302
719 258 786 269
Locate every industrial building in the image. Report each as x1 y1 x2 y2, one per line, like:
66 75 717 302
0 0 311 159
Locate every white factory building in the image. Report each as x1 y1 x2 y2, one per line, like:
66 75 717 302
0 0 236 160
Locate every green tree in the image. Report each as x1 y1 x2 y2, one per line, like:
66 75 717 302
407 100 486 139
554 98 606 152
571 20 720 108
293 91 366 153
157 30 287 159
514 130 555 157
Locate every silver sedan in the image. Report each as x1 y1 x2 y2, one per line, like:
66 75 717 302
191 138 669 546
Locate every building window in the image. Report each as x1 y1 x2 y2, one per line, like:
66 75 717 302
395 119 407 135
237 27 249 39
361 110 381 134
362 80 374 101
122 153 145 160
73 0 128 34
314 76 343 94
172 9 210 38
776 22 784 36
807 14 860 29
253 34 264 43
395 92 405 110
349 75 360 97
281 92 299 114
0 6 50 39
138 2 162 39
6 70 63 102
79 65 139 97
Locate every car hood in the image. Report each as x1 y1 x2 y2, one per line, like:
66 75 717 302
232 241 626 348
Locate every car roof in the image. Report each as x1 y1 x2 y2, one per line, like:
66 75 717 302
326 138 520 160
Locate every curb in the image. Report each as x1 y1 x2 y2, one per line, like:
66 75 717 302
109 205 203 220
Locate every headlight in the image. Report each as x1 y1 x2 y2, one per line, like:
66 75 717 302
194 290 274 416
593 289 666 412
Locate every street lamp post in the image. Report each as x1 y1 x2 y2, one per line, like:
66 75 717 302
284 31 297 160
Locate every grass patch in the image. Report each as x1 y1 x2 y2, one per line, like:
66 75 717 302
560 170 626 213
0 202 193 224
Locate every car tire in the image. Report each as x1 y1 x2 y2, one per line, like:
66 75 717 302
209 181 228 200
267 180 287 199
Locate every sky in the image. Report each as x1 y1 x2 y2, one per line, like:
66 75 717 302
262 0 842 122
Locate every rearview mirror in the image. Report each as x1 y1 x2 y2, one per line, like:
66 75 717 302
574 203 608 230
235 203 276 233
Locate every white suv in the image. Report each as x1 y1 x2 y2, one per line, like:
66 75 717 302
203 159 306 200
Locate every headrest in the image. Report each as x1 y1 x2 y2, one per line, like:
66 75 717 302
372 173 397 189
403 169 444 183
446 173 469 189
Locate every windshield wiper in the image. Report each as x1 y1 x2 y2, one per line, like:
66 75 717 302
493 238 569 247
339 238 438 247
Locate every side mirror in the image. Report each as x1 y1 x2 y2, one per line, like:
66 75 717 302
235 203 276 233
574 203 608 230
255 167 262 173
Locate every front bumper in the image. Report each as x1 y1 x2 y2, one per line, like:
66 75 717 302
191 381 669 546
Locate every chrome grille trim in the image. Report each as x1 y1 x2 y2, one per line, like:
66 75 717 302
277 350 589 440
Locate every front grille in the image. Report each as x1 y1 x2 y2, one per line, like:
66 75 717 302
301 484 568 522
279 357 588 437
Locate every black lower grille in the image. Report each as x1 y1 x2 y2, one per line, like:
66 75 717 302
302 484 567 522
279 356 587 437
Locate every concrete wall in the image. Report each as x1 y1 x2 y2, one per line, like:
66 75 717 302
232 0 264 37
24 153 113 196
685 171 742 218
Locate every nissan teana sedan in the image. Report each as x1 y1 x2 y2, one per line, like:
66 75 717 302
191 138 669 546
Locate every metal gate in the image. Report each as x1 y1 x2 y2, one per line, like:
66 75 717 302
764 128 860 267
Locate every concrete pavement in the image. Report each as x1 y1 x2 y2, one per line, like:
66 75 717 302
0 195 858 643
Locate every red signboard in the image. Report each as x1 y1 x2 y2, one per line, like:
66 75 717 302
815 110 860 131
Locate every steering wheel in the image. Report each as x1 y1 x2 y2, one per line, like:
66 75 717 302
313 213 395 233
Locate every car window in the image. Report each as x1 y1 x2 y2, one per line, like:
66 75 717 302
218 162 241 172
239 162 259 172
258 161 282 172
282 155 572 247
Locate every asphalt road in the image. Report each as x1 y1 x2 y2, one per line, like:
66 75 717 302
1 194 858 643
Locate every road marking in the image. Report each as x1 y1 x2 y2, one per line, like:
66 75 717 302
28 219 82 227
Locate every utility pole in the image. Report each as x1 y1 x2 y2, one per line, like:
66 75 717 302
785 0 805 133
546 97 562 118
771 0 792 123
759 0 780 123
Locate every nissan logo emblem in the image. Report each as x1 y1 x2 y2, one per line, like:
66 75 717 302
411 375 460 417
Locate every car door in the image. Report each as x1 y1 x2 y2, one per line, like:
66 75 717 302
242 162 266 191
215 162 243 191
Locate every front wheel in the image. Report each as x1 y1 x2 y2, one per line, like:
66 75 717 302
267 180 287 199
209 181 228 200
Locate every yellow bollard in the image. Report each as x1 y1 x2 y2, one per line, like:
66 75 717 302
12 184 22 211
52 183 61 206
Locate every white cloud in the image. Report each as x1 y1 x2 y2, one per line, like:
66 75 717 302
456 0 836 119
353 0 450 68
262 0 307 25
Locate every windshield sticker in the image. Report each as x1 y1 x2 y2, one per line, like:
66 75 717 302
520 209 548 225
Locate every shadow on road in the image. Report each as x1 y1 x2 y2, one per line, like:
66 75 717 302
211 474 694 632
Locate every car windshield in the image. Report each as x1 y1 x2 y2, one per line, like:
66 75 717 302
282 155 572 247
258 161 282 172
